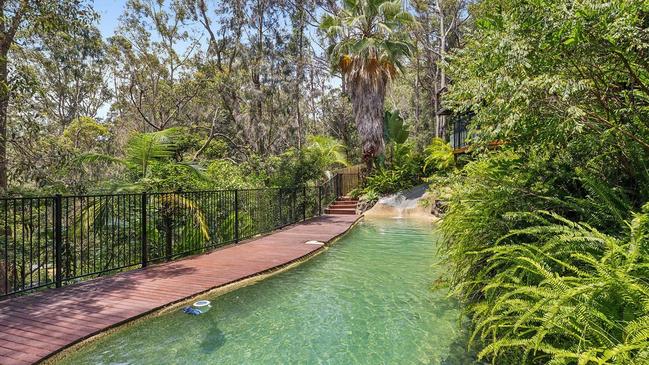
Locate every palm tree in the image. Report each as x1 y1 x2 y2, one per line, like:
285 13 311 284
79 128 201 189
78 129 211 244
321 0 414 169
304 135 349 178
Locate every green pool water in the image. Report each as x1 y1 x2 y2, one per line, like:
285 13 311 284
59 219 474 365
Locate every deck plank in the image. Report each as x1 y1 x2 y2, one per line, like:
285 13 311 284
0 214 358 365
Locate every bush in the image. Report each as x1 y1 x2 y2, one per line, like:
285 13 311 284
263 148 323 187
423 138 455 174
145 161 212 192
437 151 649 363
466 209 649 364
206 160 261 189
361 143 422 196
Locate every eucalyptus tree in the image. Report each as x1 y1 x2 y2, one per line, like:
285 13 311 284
321 0 414 169
185 0 320 156
410 0 471 141
6 7 109 190
109 0 202 136
0 0 97 191
26 20 109 128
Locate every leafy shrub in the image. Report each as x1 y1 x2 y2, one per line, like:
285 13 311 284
423 138 455 174
362 143 422 195
438 151 649 364
466 209 649 364
262 136 348 188
384 110 409 144
145 161 211 192
303 135 349 175
206 160 261 189
364 169 407 195
439 0 649 362
263 148 323 187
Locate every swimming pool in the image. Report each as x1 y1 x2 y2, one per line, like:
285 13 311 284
57 219 473 364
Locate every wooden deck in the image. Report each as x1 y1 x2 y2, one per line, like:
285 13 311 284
0 214 359 365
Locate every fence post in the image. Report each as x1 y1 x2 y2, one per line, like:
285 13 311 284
302 186 306 221
234 189 239 243
336 174 341 198
278 189 283 227
292 189 296 222
54 194 63 288
141 192 148 268
318 185 322 216
357 170 362 190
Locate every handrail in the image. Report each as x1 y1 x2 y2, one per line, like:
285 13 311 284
0 175 364 299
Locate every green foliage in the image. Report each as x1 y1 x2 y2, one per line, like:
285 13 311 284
79 129 342 193
438 152 543 281
436 150 649 364
384 110 410 145
263 149 318 187
423 138 455 173
79 129 205 192
144 161 210 192
62 117 109 149
363 143 422 195
124 128 180 178
155 193 210 241
303 135 349 174
445 0 649 203
206 160 260 190
199 139 229 160
441 2 649 361
466 208 649 364
365 169 412 195
320 0 415 76
264 137 348 188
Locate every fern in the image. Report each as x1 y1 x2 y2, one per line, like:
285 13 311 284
423 138 455 172
438 152 649 364
462 210 649 364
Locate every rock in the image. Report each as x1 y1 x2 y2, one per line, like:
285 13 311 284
363 185 441 221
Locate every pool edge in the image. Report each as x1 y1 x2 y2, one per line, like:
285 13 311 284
42 215 363 365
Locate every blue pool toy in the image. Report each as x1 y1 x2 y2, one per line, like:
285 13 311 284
182 307 202 316
182 300 212 315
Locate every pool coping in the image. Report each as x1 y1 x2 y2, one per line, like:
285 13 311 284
41 215 363 364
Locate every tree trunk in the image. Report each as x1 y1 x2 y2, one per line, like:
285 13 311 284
436 1 448 141
349 73 387 169
0 51 8 191
252 0 264 155
294 0 305 149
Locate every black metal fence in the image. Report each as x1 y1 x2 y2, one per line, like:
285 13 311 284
0 173 360 299
451 112 474 151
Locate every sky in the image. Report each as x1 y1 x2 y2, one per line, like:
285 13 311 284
94 1 126 38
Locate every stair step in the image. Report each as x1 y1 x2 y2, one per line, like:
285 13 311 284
337 197 358 202
330 202 358 207
325 208 357 215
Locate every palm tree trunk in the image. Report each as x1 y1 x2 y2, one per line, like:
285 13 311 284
349 74 387 169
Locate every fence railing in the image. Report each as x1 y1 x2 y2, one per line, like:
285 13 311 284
0 173 362 299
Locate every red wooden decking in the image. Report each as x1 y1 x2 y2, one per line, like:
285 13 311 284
0 215 359 365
